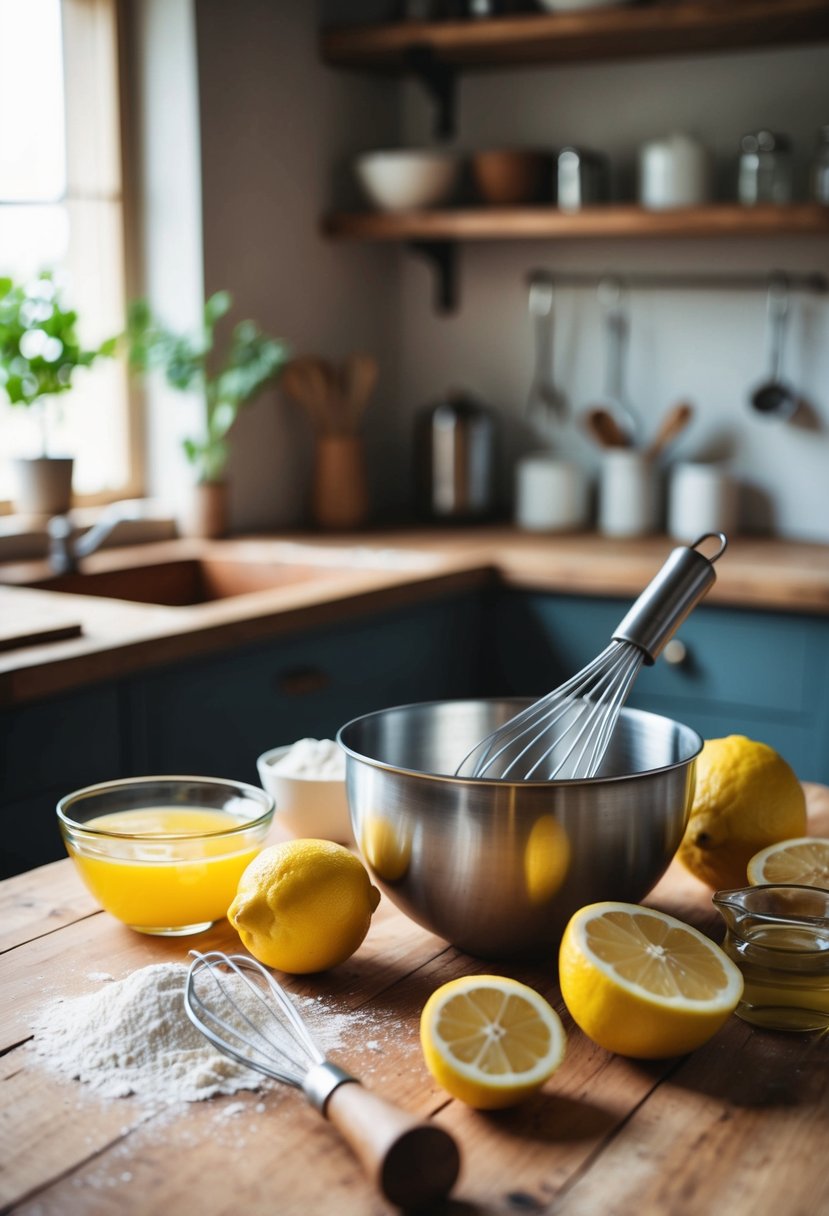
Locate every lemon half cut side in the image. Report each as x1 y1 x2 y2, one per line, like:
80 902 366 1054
559 902 744 1059
420 975 566 1110
747 837 829 889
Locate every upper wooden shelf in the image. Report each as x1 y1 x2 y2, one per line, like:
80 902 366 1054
324 203 829 243
320 0 829 73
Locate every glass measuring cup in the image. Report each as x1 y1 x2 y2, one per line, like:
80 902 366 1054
713 885 829 1032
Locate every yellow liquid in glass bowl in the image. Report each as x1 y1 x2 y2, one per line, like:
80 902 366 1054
66 807 262 935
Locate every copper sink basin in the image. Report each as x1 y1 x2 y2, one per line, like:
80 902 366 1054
17 541 439 607
29 558 353 606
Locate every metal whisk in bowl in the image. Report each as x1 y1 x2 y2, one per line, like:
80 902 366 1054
456 532 727 782
184 951 460 1209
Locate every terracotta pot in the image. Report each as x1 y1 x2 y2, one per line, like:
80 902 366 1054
311 435 370 531
181 481 229 538
470 150 554 206
12 457 74 516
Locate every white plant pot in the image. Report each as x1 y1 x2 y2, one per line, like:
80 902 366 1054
12 457 74 516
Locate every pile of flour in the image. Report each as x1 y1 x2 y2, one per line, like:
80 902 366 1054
31 963 378 1107
268 737 345 779
31 963 264 1104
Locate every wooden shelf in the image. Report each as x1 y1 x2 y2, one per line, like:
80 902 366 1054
321 1 829 72
324 203 829 243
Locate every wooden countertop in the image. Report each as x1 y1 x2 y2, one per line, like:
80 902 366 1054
1 528 828 707
2 786 828 1215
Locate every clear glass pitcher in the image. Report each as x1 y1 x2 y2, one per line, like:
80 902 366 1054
713 885 829 1032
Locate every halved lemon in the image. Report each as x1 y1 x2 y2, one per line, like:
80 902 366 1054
420 975 566 1109
559 902 744 1059
747 837 829 888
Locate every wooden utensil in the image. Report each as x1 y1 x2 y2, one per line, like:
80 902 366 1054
339 353 378 432
582 406 631 449
186 951 460 1209
645 401 694 459
281 357 334 433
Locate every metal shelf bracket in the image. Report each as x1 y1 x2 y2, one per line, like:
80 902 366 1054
409 240 458 312
403 45 457 140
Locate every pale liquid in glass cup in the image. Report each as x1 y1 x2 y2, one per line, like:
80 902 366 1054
714 885 829 1032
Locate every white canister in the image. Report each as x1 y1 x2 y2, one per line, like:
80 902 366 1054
668 462 737 543
598 450 658 538
638 133 710 209
515 455 589 532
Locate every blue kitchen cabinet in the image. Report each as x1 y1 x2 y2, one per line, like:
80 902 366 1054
489 591 829 784
0 683 127 877
127 592 485 785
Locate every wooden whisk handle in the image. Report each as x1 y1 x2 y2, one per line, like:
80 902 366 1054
324 1080 461 1208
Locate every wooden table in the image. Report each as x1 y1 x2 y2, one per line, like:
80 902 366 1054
3 789 829 1216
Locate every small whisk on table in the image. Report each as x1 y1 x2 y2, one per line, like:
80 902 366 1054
456 532 727 782
184 951 460 1210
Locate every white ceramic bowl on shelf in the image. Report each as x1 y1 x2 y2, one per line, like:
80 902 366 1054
355 149 460 213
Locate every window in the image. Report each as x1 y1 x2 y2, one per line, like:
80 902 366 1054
0 0 137 505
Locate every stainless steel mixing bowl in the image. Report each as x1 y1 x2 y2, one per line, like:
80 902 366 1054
337 699 702 960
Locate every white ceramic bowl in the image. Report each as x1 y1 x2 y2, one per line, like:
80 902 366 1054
257 745 352 844
355 150 460 213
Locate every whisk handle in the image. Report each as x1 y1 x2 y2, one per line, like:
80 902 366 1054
324 1079 461 1208
612 532 727 663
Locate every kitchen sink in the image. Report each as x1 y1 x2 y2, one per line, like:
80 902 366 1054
21 542 440 607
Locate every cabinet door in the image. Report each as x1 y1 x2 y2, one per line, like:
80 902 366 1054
491 591 829 784
129 593 484 786
0 684 125 878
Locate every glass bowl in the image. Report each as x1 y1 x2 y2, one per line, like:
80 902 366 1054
57 776 274 936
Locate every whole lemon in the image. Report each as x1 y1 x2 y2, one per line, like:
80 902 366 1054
228 839 380 974
677 735 806 890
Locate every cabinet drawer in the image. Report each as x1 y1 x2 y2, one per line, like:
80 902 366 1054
0 684 124 804
492 591 829 782
130 594 484 784
509 595 817 717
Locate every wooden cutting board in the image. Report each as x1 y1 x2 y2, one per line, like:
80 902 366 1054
0 590 82 652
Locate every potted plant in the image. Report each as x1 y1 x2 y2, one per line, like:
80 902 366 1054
127 291 290 536
0 273 117 515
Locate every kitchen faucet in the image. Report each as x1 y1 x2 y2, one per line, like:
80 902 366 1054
47 501 149 574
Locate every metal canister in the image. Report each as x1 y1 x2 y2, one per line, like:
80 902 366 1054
414 390 498 521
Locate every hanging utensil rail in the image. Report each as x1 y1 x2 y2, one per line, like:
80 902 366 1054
527 270 827 294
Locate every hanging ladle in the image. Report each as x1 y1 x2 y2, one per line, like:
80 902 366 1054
749 274 799 420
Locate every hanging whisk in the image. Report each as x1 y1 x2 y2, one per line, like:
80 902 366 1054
184 951 460 1210
456 532 727 782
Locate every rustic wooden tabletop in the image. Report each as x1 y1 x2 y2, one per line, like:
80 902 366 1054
2 788 828 1216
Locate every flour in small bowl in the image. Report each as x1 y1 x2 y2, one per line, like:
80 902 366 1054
31 963 263 1105
268 738 345 780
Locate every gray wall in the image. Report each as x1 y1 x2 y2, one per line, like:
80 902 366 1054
193 3 829 539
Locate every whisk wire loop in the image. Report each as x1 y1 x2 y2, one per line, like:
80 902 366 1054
186 951 324 1087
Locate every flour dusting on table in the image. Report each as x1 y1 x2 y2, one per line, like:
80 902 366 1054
31 962 394 1106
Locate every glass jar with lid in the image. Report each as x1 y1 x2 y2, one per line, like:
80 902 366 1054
738 130 793 205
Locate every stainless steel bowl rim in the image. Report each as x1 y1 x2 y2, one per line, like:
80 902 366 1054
337 698 703 786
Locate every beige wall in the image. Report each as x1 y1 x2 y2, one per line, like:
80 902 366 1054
191 5 829 538
195 0 401 531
